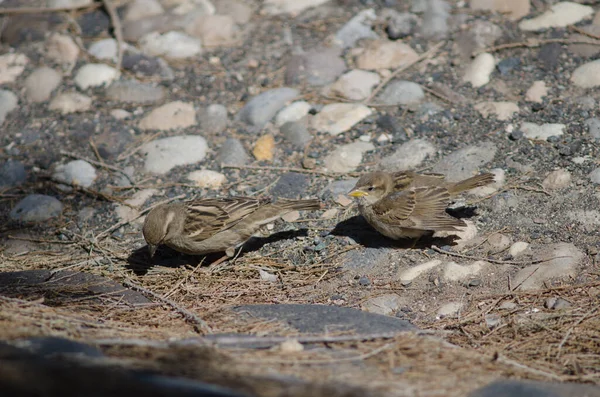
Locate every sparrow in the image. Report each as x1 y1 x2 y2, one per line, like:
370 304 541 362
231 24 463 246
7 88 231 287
142 197 321 258
348 171 495 240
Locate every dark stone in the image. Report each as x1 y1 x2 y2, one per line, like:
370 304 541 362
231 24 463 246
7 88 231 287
1 13 65 45
509 130 524 141
538 43 562 70
94 129 134 160
270 172 309 199
376 115 407 141
17 337 104 358
496 57 520 75
358 276 371 286
468 379 600 397
77 10 111 37
233 304 416 334
0 160 26 188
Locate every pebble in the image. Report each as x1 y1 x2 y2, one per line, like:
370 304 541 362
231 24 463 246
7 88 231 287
324 69 380 102
217 138 249 166
124 0 164 21
47 93 91 116
270 172 309 199
542 169 571 190
237 87 299 129
398 260 442 284
185 14 239 47
215 0 252 24
74 64 120 89
499 301 517 310
333 9 378 49
311 103 372 135
281 120 312 147
443 261 487 282
384 11 419 40
139 31 202 59
486 233 512 252
520 122 565 140
525 80 548 103
470 0 530 21
52 160 97 188
584 118 600 140
275 101 312 126
420 0 450 39
324 141 374 172
379 139 436 171
115 189 158 224
258 268 278 283
431 142 497 181
88 38 119 61
281 211 300 222
105 80 166 104
322 178 358 198
361 294 404 316
24 67 62 103
462 52 495 88
262 0 329 15
285 47 346 87
496 57 520 75
519 2 593 31
0 90 18 125
186 169 226 188
512 243 584 290
49 0 93 7
198 104 228 134
46 33 79 66
509 241 530 258
376 80 424 105
335 194 353 207
94 129 133 159
590 168 600 184
356 40 419 70
0 160 26 188
138 101 196 130
321 208 339 219
0 53 29 84
570 60 600 88
252 134 275 161
141 135 208 174
10 194 63 222
474 101 519 121
110 109 132 120
437 302 462 318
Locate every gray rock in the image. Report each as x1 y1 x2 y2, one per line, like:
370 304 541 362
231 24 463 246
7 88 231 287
420 0 450 39
236 87 299 129
0 160 26 188
24 66 62 103
198 104 228 134
285 47 346 87
280 120 312 147
122 53 174 80
376 80 424 105
270 172 309 199
590 168 600 184
584 118 600 140
468 379 600 397
94 129 134 160
411 0 427 13
141 136 208 174
334 9 378 49
380 139 436 171
217 138 249 166
324 141 374 172
0 89 18 125
321 178 358 198
417 102 444 117
384 10 418 39
361 294 405 316
431 142 497 182
10 194 63 222
52 160 97 188
105 80 166 104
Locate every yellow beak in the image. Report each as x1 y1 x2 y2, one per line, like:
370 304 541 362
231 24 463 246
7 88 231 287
348 190 368 198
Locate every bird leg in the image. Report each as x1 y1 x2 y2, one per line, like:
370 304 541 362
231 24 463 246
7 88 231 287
206 245 243 274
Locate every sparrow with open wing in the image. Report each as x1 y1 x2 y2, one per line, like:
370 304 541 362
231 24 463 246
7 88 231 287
142 197 321 259
348 170 495 241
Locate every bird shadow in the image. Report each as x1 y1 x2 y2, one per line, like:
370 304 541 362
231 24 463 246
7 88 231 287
125 229 310 276
329 215 461 249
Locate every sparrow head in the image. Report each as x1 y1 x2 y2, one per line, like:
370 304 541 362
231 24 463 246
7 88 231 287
348 172 393 204
142 204 185 257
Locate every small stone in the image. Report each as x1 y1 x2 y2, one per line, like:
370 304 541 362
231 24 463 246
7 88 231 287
499 302 517 310
237 87 299 129
53 160 97 188
252 134 275 161
0 90 19 125
443 261 487 282
138 101 196 131
358 276 371 286
88 38 119 61
124 0 164 21
281 120 312 147
262 0 329 15
215 0 252 24
198 104 228 134
509 242 529 258
571 60 600 88
0 160 26 188
271 172 309 199
431 142 497 182
139 31 202 59
384 10 419 40
105 80 166 104
398 260 442 283
141 135 208 174
474 101 519 121
590 168 600 184
519 2 593 31
281 210 300 222
217 138 249 166
380 139 436 171
334 9 378 49
186 169 226 188
462 52 495 88
325 69 381 101
485 313 501 329
584 118 600 140
486 233 511 252
520 122 565 140
324 141 374 172
0 53 29 84
496 57 520 75
361 293 404 316
321 208 339 219
110 109 132 120
376 80 424 105
311 103 372 136
435 220 478 247
567 210 600 232
335 194 353 207
24 67 62 103
419 0 450 39
48 92 92 114
185 14 239 47
525 81 548 103
74 64 120 89
437 302 462 318
275 101 312 126
46 33 79 66
470 0 530 21
356 40 419 70
285 47 346 87
10 194 63 222
542 169 571 190
94 129 133 159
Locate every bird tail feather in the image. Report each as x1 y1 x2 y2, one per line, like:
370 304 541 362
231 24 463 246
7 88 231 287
448 173 495 195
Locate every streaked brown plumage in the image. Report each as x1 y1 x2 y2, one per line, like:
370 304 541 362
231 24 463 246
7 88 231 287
348 171 495 240
142 197 321 257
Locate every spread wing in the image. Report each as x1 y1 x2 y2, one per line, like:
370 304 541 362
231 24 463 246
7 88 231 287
391 171 446 190
372 187 465 231
182 197 268 241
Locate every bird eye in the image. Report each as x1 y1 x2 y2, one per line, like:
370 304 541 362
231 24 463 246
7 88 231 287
367 186 375 191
